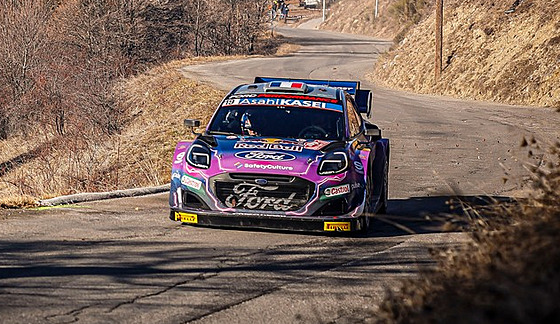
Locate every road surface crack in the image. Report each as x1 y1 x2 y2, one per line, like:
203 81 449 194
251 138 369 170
182 239 408 323
180 286 282 324
45 304 98 323
106 272 218 313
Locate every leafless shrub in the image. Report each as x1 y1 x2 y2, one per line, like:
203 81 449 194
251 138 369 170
375 139 560 323
0 0 271 201
0 0 54 138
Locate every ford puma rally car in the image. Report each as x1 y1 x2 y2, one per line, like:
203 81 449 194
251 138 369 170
169 77 389 233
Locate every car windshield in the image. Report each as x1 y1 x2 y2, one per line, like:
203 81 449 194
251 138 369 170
208 106 345 140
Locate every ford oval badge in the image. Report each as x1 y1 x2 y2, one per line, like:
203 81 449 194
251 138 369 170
255 179 268 185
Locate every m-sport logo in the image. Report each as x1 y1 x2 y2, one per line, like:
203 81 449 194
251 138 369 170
234 151 296 162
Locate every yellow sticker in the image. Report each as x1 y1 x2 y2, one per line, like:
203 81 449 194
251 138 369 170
324 222 351 232
176 212 198 224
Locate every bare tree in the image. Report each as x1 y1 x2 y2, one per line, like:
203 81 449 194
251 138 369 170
0 0 54 138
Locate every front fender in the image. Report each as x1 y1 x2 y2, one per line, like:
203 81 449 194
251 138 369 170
170 141 193 207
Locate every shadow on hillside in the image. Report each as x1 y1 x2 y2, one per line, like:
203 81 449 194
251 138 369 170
0 140 58 178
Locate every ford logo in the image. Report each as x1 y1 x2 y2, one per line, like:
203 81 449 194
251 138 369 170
255 179 268 185
234 151 296 162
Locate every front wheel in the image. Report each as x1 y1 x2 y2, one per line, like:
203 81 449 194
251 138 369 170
358 214 370 234
378 159 389 214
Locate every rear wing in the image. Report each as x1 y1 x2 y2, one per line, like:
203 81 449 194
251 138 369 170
254 76 372 116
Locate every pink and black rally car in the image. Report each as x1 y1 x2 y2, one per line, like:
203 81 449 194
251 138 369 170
169 77 389 233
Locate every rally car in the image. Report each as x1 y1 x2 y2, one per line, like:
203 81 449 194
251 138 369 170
169 77 390 233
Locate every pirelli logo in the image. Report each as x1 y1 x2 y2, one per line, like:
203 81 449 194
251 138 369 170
324 222 351 232
175 212 198 224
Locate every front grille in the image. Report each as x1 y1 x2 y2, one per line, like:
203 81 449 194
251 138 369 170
229 173 294 183
213 173 313 211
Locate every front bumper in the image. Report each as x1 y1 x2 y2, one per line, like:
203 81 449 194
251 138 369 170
170 208 365 233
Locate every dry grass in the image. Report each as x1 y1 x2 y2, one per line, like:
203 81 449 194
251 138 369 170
0 195 37 209
375 139 560 323
371 0 560 108
321 0 431 40
0 57 232 207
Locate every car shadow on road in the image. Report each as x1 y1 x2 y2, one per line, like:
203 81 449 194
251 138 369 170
369 195 515 238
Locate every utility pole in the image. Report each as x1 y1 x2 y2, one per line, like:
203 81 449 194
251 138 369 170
322 0 326 21
435 0 443 80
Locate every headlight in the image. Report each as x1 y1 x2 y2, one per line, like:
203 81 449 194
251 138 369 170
187 143 211 169
318 151 348 175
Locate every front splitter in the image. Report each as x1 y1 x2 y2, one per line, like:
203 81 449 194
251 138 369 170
169 209 364 233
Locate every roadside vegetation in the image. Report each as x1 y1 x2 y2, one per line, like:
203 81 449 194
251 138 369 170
323 1 560 322
322 0 432 41
374 139 560 323
323 0 560 108
372 0 560 108
0 0 274 207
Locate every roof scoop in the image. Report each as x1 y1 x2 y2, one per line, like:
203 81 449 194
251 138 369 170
265 81 308 93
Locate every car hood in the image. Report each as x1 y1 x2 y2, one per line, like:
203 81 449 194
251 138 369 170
205 135 335 176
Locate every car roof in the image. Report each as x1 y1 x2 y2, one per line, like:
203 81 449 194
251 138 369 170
231 82 341 101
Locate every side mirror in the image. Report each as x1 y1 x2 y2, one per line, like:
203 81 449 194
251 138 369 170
364 124 381 142
364 128 380 137
184 119 201 135
184 119 201 128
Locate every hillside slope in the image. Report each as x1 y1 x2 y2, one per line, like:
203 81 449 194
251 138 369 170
0 58 225 206
371 0 560 108
321 0 432 40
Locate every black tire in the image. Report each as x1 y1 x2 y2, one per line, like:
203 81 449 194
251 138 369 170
359 213 370 234
359 161 376 235
378 158 389 214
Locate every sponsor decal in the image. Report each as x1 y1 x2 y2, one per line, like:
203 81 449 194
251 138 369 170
222 98 343 112
351 183 362 190
228 94 258 99
175 212 198 224
256 93 339 104
174 152 186 164
172 172 181 180
225 183 296 211
237 138 300 145
242 163 294 171
181 174 202 190
235 151 295 162
324 184 351 197
304 140 330 151
324 222 351 232
234 162 243 169
353 161 364 173
234 138 328 151
234 142 303 152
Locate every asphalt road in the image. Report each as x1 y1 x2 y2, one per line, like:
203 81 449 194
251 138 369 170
1 23 559 323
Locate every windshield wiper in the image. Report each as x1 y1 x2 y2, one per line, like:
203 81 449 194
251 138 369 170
207 130 240 136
